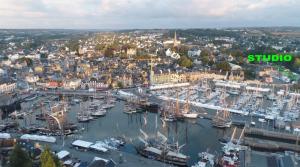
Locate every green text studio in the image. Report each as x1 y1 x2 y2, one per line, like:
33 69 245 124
248 54 293 62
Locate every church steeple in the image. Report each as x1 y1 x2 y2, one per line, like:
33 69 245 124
174 31 178 47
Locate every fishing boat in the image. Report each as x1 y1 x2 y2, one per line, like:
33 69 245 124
212 110 232 128
192 152 215 167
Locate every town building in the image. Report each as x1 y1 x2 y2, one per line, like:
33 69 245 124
0 79 16 94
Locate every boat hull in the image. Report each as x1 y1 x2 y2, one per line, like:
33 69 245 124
136 147 188 167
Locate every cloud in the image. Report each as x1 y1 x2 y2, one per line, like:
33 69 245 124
0 0 299 29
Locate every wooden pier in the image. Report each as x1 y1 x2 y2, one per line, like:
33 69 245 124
245 127 300 142
243 127 300 152
244 137 300 152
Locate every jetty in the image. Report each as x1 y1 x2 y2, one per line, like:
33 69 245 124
243 127 300 152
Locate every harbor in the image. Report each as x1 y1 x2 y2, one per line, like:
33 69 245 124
1 79 300 166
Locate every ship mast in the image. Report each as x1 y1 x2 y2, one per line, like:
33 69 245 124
176 91 180 116
184 87 190 114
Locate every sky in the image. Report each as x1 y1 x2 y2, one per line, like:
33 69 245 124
0 0 299 29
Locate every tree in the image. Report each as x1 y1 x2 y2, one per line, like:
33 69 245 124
200 49 210 57
244 69 256 80
201 56 209 65
17 57 33 66
95 44 106 51
178 55 193 68
177 45 189 57
104 46 114 57
216 61 231 71
117 82 124 88
293 57 300 69
41 147 61 167
9 144 32 167
230 50 244 65
53 155 61 167
200 49 211 65
67 40 79 52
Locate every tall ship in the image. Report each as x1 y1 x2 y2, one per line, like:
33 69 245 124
160 100 177 122
212 110 232 128
136 130 189 166
77 102 93 122
181 89 198 119
140 100 159 113
37 102 77 136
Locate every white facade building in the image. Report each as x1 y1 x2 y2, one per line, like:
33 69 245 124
0 82 16 94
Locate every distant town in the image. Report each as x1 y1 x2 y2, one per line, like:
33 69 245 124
1 27 300 167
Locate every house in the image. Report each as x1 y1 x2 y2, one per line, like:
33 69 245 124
0 79 16 94
64 79 82 90
126 48 137 57
188 49 201 57
25 75 39 83
165 48 180 60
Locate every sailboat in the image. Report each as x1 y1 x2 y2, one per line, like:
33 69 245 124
174 92 184 120
77 102 92 122
90 107 106 117
182 88 198 119
88 100 107 117
102 91 115 109
212 110 232 128
136 129 189 166
161 100 176 122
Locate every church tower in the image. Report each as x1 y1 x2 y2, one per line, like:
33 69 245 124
173 31 178 47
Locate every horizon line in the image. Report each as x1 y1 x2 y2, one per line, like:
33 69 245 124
0 26 300 31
